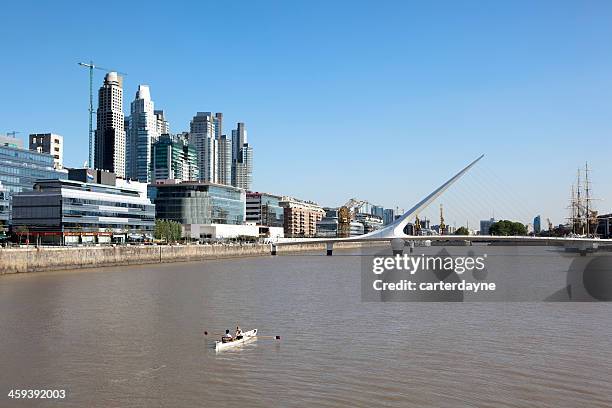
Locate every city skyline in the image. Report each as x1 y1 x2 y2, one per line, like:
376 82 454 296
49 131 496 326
1 1 612 227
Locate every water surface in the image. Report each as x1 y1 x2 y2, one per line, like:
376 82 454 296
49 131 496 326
0 248 611 407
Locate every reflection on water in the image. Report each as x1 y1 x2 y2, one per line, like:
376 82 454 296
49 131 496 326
0 247 611 407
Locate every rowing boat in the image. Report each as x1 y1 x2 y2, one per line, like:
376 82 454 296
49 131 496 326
215 329 257 351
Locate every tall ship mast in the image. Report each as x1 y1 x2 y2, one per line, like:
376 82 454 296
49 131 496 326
567 163 598 237
584 162 598 236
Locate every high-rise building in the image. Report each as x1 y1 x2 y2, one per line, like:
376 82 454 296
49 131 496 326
213 112 223 138
29 133 63 169
533 215 541 234
151 134 199 182
231 122 253 190
231 122 246 161
154 110 170 135
127 85 159 182
371 205 384 219
190 112 217 183
124 117 131 143
94 72 126 177
234 143 253 190
383 208 395 225
217 134 233 185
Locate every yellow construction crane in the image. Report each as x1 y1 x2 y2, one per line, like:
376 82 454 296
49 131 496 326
338 206 351 238
78 61 127 169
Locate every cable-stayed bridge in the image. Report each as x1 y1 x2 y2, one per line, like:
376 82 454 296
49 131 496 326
275 155 612 256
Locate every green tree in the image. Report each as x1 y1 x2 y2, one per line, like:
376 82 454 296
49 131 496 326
154 219 182 243
454 226 470 235
489 220 527 236
171 221 182 242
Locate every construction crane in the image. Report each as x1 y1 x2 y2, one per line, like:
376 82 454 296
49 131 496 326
439 203 446 235
414 215 422 235
6 131 20 138
337 198 371 237
78 61 127 169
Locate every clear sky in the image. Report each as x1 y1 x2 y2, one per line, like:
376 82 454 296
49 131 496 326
1 0 611 228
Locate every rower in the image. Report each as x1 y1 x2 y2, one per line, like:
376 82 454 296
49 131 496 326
222 329 233 343
235 326 243 340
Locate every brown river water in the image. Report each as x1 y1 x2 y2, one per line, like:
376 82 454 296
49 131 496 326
0 247 611 407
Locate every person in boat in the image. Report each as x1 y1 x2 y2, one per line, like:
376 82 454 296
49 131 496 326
235 326 243 340
221 329 234 343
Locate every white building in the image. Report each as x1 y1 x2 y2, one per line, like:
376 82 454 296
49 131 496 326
190 112 218 183
183 223 283 241
95 72 126 178
29 133 63 169
231 122 253 190
127 85 159 182
234 143 253 190
154 110 170 135
217 134 233 185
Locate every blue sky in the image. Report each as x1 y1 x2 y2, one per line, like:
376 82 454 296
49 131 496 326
1 0 611 227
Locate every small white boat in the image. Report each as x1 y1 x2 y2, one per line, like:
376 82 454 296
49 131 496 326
215 329 257 351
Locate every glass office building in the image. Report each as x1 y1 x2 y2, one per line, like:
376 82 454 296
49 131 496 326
11 179 155 244
151 134 199 182
0 144 68 224
150 181 245 225
246 192 284 227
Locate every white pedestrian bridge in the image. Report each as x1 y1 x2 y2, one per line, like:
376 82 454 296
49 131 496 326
275 155 612 255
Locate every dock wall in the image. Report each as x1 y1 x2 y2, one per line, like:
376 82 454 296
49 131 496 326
0 242 378 274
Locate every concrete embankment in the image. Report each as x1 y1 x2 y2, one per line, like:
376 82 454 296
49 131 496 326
0 242 379 275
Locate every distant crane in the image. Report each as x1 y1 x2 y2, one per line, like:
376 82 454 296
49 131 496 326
77 61 127 169
6 131 20 138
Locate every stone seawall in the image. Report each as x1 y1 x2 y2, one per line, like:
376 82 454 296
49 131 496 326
0 242 377 275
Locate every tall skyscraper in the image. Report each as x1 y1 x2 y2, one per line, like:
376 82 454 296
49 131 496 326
151 134 198 182
190 112 217 183
533 215 541 233
213 112 223 138
127 85 158 182
231 122 246 163
231 122 253 190
234 143 253 190
94 72 126 177
217 134 232 185
155 110 170 135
